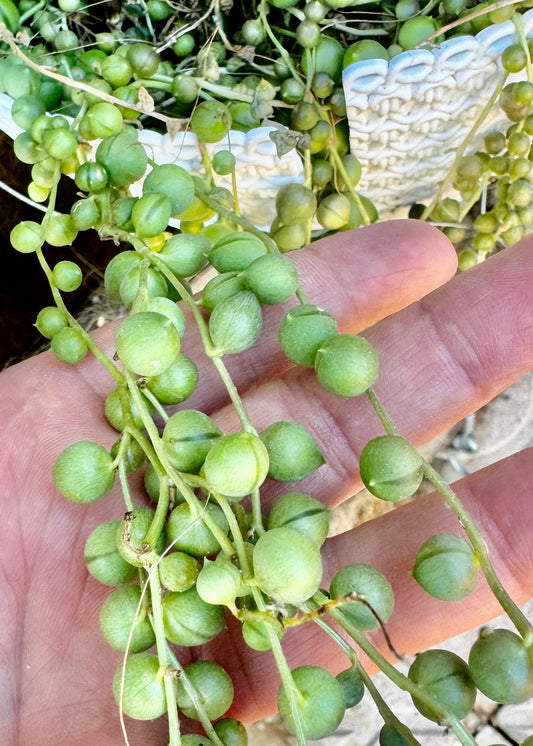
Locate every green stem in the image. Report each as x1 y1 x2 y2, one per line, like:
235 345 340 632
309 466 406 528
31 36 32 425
422 458 533 643
366 388 533 644
122 370 199 513
34 192 124 388
212 493 251 576
163 645 225 746
116 458 135 512
250 486 265 537
138 384 170 423
366 387 398 434
143 464 170 550
268 637 308 746
18 0 46 25
328 146 371 226
258 0 302 84
147 567 181 745
147 252 258 434
312 616 423 746
513 12 533 85
328 608 477 746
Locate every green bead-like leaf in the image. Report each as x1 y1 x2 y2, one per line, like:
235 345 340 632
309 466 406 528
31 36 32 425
203 431 269 498
209 290 263 354
412 533 479 601
261 420 325 482
359 435 423 502
408 649 476 722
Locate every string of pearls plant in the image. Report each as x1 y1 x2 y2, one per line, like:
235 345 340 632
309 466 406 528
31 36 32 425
4 0 533 744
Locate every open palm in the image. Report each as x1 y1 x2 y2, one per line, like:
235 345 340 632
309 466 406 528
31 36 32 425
2 220 533 746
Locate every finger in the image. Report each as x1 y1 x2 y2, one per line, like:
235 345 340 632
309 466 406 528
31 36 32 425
209 235 533 508
78 220 457 408
211 446 533 725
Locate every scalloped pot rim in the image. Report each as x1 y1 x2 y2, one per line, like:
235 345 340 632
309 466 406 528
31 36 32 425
343 6 533 90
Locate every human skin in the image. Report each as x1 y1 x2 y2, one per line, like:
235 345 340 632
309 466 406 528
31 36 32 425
1 220 533 745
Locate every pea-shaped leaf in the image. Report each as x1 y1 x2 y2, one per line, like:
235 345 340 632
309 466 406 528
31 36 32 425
261 420 325 482
315 333 379 397
162 586 225 646
359 434 423 502
177 661 234 721
209 290 263 354
201 271 247 311
336 666 365 708
408 649 476 722
469 628 533 704
115 311 181 377
96 126 148 186
267 492 330 546
84 520 138 586
158 551 200 592
162 409 222 472
208 231 267 272
99 585 155 653
277 665 345 740
53 440 115 503
167 502 229 557
158 232 210 277
330 563 394 631
196 555 246 607
244 253 299 305
113 653 167 721
278 304 338 367
253 527 322 604
143 163 195 217
412 533 479 601
203 431 269 498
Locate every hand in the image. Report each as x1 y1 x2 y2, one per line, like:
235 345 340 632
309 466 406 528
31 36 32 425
2 220 533 746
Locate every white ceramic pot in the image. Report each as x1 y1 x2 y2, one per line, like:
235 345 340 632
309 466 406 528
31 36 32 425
343 8 533 212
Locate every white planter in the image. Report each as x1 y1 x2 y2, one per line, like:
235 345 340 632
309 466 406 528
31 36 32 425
343 8 533 212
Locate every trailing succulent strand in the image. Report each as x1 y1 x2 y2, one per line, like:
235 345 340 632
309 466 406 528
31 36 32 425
5 0 533 744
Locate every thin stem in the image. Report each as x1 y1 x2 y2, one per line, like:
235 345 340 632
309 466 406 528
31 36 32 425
163 645 225 746
328 607 477 746
122 370 200 514
147 252 258 434
264 623 308 746
422 459 533 643
138 384 170 423
513 12 533 84
366 387 399 434
328 146 372 226
250 486 266 537
258 0 301 84
366 388 533 644
312 616 423 746
34 192 124 387
116 459 135 512
212 493 251 576
147 567 181 745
